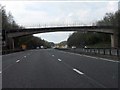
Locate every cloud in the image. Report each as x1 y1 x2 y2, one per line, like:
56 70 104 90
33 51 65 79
1 1 118 26
106 1 118 12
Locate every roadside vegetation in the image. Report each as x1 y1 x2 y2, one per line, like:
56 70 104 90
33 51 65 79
67 10 120 48
1 7 54 50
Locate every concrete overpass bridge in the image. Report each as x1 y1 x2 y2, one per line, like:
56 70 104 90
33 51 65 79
3 26 118 49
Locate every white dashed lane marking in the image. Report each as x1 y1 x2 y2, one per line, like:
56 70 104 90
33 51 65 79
58 59 62 62
16 60 20 63
0 71 2 74
73 68 84 75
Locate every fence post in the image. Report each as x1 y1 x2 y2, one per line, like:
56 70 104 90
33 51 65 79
117 49 119 57
90 49 91 53
98 49 100 54
103 49 105 55
109 49 111 56
94 49 96 54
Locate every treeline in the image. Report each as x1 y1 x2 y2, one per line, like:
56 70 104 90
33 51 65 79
96 10 119 27
56 41 67 48
67 32 110 48
1 6 23 30
67 10 120 48
14 35 54 49
1 6 53 50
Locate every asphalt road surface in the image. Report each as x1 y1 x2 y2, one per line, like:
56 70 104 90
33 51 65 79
2 49 119 88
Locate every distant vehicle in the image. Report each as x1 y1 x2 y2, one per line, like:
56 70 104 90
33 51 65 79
36 47 40 49
72 46 76 49
40 46 44 49
84 46 87 48
21 44 27 50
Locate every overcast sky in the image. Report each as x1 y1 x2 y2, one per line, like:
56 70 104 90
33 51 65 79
1 0 118 43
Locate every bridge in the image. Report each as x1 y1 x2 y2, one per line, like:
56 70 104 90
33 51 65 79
3 25 118 49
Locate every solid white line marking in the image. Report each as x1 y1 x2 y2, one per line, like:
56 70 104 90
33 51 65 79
83 55 119 63
73 68 84 75
99 58 119 63
66 52 82 56
58 59 62 62
52 55 55 57
58 50 119 63
83 55 98 59
58 50 82 56
16 60 20 63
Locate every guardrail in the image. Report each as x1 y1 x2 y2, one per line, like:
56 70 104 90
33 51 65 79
76 48 120 57
56 48 120 57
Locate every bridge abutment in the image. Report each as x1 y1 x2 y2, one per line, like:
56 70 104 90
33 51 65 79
6 37 15 50
111 33 118 48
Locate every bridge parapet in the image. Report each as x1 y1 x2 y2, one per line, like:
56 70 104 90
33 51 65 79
5 26 116 37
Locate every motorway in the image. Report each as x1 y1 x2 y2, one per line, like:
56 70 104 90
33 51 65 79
2 49 119 88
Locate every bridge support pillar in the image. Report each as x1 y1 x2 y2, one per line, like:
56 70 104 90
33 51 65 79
11 38 15 50
7 37 15 50
111 33 118 48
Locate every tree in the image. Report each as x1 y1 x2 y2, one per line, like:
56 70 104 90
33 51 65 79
1 6 22 30
96 10 120 47
96 11 119 27
14 35 53 49
67 32 106 48
1 7 26 50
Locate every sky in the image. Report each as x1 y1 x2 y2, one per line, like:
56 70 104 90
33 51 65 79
1 0 118 43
